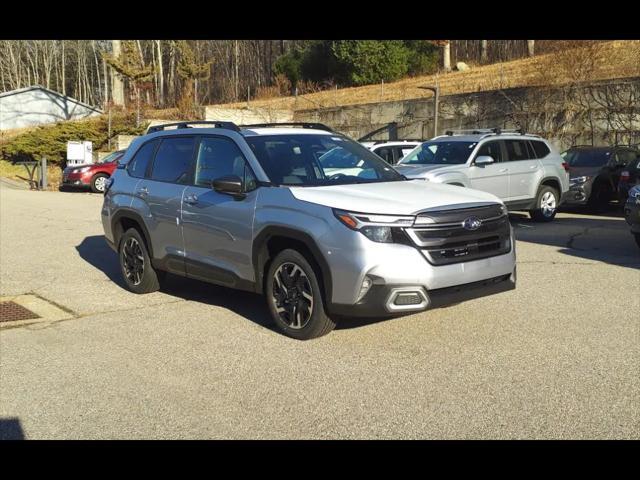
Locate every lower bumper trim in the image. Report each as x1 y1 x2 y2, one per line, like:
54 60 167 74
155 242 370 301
329 269 516 318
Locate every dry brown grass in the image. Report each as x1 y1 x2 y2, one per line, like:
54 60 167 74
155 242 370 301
214 40 640 112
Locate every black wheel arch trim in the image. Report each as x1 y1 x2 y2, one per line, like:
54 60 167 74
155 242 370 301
252 226 333 301
111 209 154 259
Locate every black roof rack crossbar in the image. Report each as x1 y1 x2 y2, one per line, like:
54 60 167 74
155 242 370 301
147 121 240 134
239 122 334 132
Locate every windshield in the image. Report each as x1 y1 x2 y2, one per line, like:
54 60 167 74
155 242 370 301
244 134 405 186
98 151 123 164
399 141 477 165
563 149 611 167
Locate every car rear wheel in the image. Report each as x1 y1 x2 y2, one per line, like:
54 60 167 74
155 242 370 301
530 186 558 222
265 249 336 340
118 228 163 294
91 173 109 193
587 182 611 213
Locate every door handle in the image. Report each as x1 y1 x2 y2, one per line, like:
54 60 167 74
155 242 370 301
499 168 508 173
137 186 148 196
184 194 198 205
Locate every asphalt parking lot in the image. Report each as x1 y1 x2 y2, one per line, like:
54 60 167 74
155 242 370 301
0 184 638 439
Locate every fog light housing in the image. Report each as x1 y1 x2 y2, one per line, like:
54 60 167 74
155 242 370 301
356 276 373 302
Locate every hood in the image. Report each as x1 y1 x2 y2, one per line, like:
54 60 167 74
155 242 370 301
569 166 601 178
289 180 502 215
395 163 457 178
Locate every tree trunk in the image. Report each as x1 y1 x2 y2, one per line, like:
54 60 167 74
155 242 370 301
111 40 125 106
481 40 488 63
443 41 451 72
527 40 535 57
156 40 164 107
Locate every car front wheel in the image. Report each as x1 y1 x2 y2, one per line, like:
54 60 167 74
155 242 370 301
91 173 109 193
530 186 558 222
265 249 336 340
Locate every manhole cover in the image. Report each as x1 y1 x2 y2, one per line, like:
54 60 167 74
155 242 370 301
0 301 40 322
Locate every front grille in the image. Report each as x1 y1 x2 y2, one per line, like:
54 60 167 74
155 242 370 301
406 205 511 265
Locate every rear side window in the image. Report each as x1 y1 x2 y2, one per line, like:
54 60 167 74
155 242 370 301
374 147 393 164
476 141 503 162
504 140 531 161
150 137 196 184
618 149 639 166
127 140 158 178
530 141 550 158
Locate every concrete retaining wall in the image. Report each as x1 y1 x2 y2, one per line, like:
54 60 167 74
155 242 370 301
293 77 640 150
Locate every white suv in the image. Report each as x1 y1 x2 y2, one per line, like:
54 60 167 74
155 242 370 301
395 129 570 222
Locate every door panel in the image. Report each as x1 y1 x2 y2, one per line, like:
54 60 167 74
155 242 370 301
181 136 258 286
504 140 541 201
137 179 187 275
468 140 509 199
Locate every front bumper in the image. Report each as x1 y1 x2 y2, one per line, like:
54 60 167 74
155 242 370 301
563 182 593 205
329 268 517 318
62 172 91 188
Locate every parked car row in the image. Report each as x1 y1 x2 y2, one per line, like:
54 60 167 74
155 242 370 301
92 121 637 340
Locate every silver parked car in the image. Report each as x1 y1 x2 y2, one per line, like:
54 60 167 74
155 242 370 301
395 129 570 222
101 122 517 339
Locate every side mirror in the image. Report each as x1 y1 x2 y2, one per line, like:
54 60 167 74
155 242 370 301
474 155 495 166
213 175 245 199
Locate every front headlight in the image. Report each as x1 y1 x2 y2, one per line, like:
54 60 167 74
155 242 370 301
334 209 414 243
72 166 91 174
570 175 591 185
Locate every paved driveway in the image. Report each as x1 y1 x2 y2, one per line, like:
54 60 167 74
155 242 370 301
0 186 638 439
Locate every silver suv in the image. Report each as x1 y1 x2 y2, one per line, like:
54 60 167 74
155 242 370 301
395 129 570 222
101 122 517 339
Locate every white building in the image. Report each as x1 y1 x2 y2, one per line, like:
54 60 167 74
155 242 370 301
0 85 102 131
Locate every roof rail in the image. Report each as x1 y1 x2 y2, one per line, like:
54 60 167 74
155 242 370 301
146 121 240 134
239 122 334 132
444 127 527 136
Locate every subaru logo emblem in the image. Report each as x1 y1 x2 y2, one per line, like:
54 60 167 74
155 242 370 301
462 216 482 231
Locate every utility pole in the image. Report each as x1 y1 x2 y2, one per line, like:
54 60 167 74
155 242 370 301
418 80 440 138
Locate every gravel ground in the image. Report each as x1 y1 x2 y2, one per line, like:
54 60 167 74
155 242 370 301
0 186 638 439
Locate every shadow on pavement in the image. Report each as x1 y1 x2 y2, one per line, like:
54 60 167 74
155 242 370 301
0 418 25 440
76 235 276 331
509 207 639 268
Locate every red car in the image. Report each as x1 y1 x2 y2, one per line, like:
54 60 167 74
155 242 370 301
61 150 125 193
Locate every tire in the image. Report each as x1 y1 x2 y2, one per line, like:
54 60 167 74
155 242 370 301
587 182 611 213
529 185 559 222
91 173 109 193
118 228 163 294
265 249 336 340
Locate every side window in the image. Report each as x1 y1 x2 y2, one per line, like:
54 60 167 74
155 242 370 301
476 141 502 162
195 136 250 188
504 140 530 162
618 150 637 166
127 140 158 178
400 147 415 158
375 147 393 164
531 141 551 159
149 137 195 184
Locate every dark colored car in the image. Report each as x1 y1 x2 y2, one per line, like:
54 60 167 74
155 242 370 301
618 155 640 202
62 150 126 193
623 185 640 248
561 145 639 211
